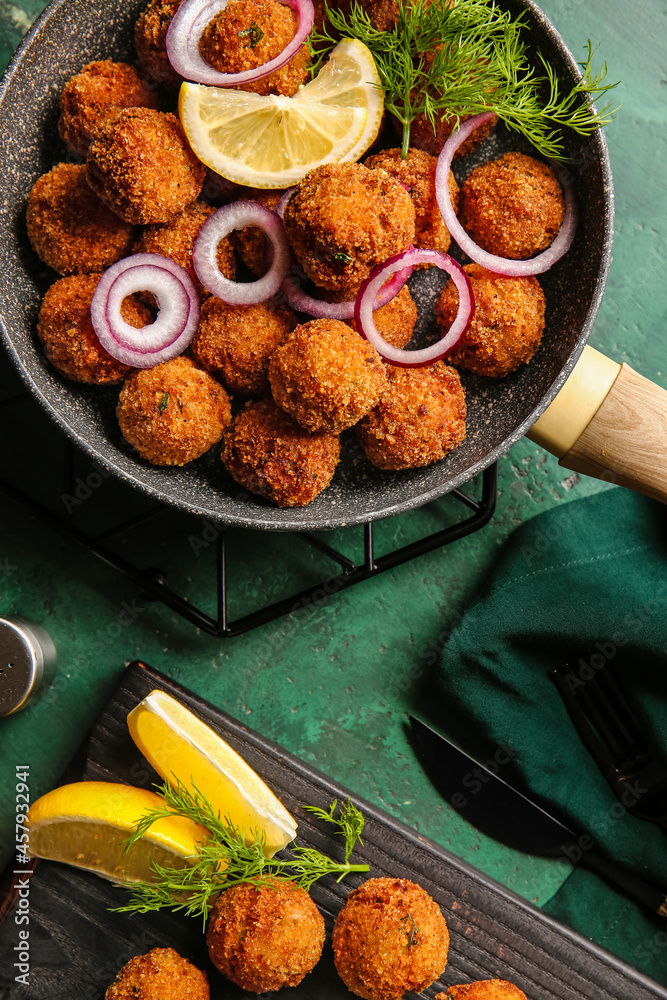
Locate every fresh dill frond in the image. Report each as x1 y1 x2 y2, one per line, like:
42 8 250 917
308 0 619 159
113 779 369 929
303 797 365 861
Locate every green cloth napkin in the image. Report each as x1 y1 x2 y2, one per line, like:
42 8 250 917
436 486 667 986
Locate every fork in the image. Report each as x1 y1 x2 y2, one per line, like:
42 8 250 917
551 661 667 833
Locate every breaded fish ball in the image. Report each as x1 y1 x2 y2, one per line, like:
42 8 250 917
105 946 209 1000
117 356 231 465
86 108 205 224
269 318 388 433
190 296 298 396
37 274 146 384
221 399 340 506
206 877 325 991
332 877 450 1000
26 163 135 275
437 981 528 1000
365 147 458 255
58 59 160 157
198 0 311 97
357 362 466 470
132 200 235 295
435 264 546 377
349 284 418 350
282 163 415 297
458 151 565 259
134 0 183 88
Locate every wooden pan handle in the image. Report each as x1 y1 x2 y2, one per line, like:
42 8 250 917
528 346 667 504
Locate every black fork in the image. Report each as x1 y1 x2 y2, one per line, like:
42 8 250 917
551 661 667 832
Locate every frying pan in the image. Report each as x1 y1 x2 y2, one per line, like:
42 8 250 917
0 0 664 531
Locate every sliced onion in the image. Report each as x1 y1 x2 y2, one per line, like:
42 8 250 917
166 0 314 87
435 111 577 276
281 264 414 319
355 247 474 368
90 254 200 368
275 187 297 219
193 201 290 304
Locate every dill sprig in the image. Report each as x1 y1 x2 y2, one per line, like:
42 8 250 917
304 797 365 861
309 0 619 159
112 779 369 929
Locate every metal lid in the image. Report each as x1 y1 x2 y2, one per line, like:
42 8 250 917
0 617 57 717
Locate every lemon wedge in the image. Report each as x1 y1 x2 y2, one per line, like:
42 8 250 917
127 689 297 856
27 781 208 883
179 38 384 188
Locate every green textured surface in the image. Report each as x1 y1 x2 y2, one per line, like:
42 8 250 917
1 0 666 987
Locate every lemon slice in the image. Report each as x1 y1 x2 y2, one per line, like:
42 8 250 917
127 690 297 856
27 781 208 883
179 38 384 188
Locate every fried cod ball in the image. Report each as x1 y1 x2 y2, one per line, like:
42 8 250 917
206 877 325 992
365 147 458 255
282 163 415 296
58 59 160 157
135 0 183 88
332 877 450 1000
132 200 235 294
191 296 298 396
198 0 311 97
26 163 136 275
221 398 340 506
357 362 466 470
269 318 388 433
36 274 146 384
436 981 528 1000
117 356 231 465
458 151 565 259
86 108 205 224
349 284 418 350
105 946 209 1000
435 263 546 377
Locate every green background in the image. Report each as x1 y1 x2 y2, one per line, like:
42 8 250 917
1 0 666 989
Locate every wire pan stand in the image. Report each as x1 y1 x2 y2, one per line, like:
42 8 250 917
1 389 497 637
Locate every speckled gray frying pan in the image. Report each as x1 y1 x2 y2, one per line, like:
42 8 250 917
0 0 613 531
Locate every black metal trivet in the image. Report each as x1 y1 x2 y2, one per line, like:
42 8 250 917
1 386 496 636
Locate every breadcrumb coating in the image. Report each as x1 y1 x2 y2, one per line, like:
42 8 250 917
282 163 415 296
229 187 286 275
365 147 458 256
58 59 160 157
206 877 326 989
191 296 298 396
436 981 528 1000
134 0 183 88
458 151 564 259
221 398 340 507
26 163 136 275
332 877 450 1000
132 200 235 295
349 284 417 349
36 274 146 384
117 356 231 465
357 362 466 470
199 0 310 96
105 946 209 1000
86 108 205 224
269 318 388 433
435 263 546 377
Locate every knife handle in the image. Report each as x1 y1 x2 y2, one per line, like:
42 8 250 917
576 844 667 917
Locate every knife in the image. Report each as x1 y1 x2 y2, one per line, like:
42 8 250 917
409 715 667 917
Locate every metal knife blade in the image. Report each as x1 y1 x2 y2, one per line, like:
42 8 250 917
409 715 667 916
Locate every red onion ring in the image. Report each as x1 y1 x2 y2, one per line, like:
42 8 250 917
435 111 578 276
355 247 474 367
275 187 297 219
166 0 314 87
281 265 414 319
193 201 290 304
90 254 200 368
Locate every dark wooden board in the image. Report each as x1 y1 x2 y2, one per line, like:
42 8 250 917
1 660 665 999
